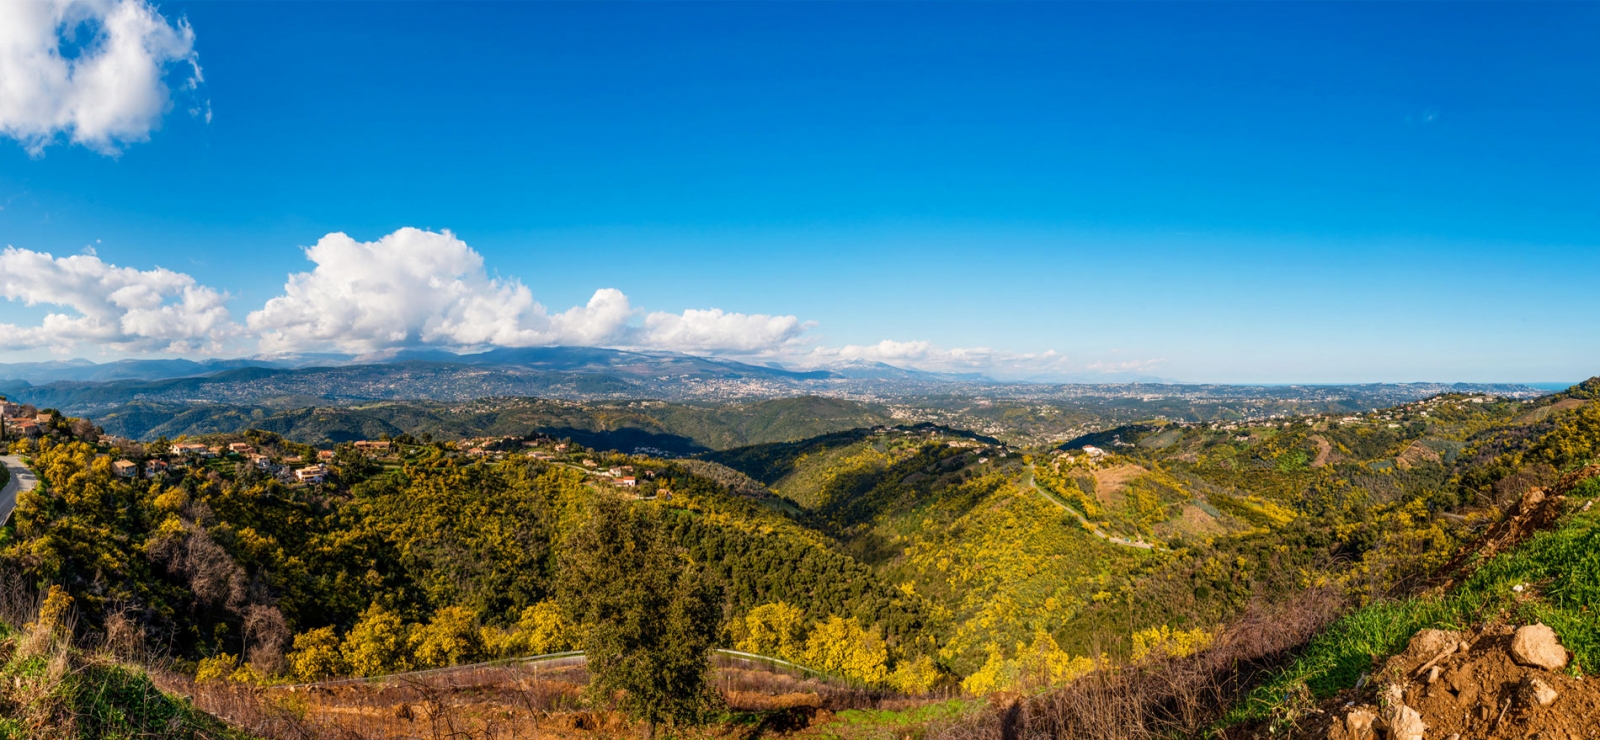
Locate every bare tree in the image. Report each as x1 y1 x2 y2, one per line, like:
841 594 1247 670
244 604 291 675
70 418 100 443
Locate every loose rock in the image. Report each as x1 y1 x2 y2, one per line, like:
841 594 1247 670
1406 628 1459 658
1378 684 1427 740
1521 487 1546 512
1341 707 1376 740
1521 676 1560 707
1385 704 1427 740
1511 623 1569 671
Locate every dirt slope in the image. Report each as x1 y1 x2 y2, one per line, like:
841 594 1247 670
1322 624 1600 740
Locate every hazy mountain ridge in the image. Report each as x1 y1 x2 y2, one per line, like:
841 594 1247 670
0 349 1546 415
91 395 898 454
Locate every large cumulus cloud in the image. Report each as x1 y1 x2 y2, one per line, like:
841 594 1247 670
639 308 809 355
0 0 201 155
247 229 627 352
245 228 809 356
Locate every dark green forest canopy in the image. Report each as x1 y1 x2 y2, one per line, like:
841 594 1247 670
90 395 895 453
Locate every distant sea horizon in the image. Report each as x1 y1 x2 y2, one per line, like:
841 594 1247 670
1524 382 1580 391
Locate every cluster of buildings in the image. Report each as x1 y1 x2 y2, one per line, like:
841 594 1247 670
88 424 685 497
111 440 333 484
1053 444 1108 468
0 401 55 439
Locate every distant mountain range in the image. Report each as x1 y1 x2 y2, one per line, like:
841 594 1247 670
0 348 1556 428
0 347 995 414
0 347 819 383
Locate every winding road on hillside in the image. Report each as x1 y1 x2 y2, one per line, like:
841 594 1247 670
0 455 39 527
1023 464 1154 550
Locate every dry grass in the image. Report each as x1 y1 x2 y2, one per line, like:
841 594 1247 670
1091 465 1148 506
165 660 597 739
929 587 1343 740
162 652 927 739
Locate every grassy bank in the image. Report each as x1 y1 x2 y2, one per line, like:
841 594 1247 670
1228 474 1600 725
0 591 253 740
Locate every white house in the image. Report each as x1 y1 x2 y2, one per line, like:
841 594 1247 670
295 465 330 484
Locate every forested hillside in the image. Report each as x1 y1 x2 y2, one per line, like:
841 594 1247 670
0 429 940 690
699 384 1600 690
90 395 894 453
924 379 1600 739
3 380 1599 738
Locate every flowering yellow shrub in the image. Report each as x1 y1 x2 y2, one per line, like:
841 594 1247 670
340 603 413 676
802 615 887 685
960 644 1012 695
889 654 943 694
410 605 482 668
516 600 572 654
961 633 1097 695
30 585 73 639
736 601 805 660
288 627 345 681
1130 624 1212 662
1015 631 1095 687
195 653 239 684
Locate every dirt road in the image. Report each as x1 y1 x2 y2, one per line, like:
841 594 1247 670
1023 465 1154 550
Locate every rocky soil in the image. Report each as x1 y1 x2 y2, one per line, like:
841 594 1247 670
1321 623 1600 740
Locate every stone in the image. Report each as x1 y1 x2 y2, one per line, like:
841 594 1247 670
1511 623 1569 671
1521 676 1559 707
1378 684 1427 740
1426 666 1442 684
1384 704 1427 740
1341 707 1377 740
1405 628 1459 658
1521 487 1546 512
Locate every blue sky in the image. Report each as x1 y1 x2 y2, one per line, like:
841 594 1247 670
0 1 1596 383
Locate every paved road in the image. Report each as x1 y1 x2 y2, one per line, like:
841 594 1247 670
0 455 38 527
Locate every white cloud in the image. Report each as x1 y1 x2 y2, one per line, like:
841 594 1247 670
0 0 199 155
0 246 237 352
248 228 635 353
804 340 1081 378
1085 358 1165 375
248 228 821 357
0 226 1127 380
638 308 809 354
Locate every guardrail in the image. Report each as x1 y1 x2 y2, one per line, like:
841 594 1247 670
272 648 822 691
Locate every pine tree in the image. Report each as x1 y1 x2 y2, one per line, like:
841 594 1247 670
559 496 720 739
